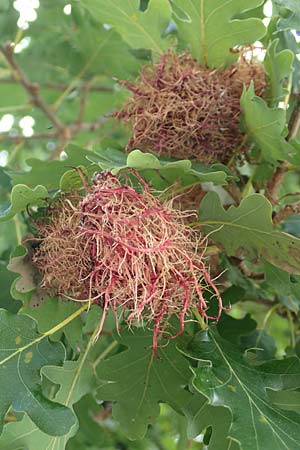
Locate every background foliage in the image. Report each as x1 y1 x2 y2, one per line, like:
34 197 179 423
1 1 300 449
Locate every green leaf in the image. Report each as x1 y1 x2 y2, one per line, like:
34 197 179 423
95 327 192 439
186 328 300 450
267 389 300 412
80 0 172 53
40 336 115 449
42 337 113 407
172 0 266 67
264 39 294 106
59 166 88 192
68 394 151 450
272 0 300 30
184 394 233 450
271 29 300 95
0 414 75 450
70 4 144 78
0 309 76 436
0 263 20 313
93 148 231 189
8 145 97 190
0 327 115 450
19 295 84 350
217 314 257 345
199 192 300 274
263 261 300 312
241 84 296 164
0 185 48 223
0 167 11 205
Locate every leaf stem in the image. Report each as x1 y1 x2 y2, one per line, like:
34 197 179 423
192 307 208 330
159 180 202 201
286 309 296 349
92 340 118 369
255 303 281 347
65 325 99 406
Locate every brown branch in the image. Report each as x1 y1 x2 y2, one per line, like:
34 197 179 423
0 41 111 160
0 114 111 143
265 102 300 205
77 84 89 126
273 203 300 224
77 114 110 132
238 260 264 280
0 132 58 142
0 42 65 134
0 78 114 92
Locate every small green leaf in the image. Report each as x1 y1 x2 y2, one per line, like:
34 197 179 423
0 263 19 313
186 328 300 450
59 166 88 192
0 167 11 205
81 0 172 54
184 394 233 450
0 414 75 450
273 0 300 30
241 84 296 164
0 310 76 436
0 185 48 223
19 295 84 350
126 149 191 171
172 0 266 67
42 339 110 408
267 389 300 412
8 145 97 189
0 324 115 450
95 149 230 189
264 39 294 106
271 29 300 95
199 192 300 274
96 327 192 439
263 261 300 312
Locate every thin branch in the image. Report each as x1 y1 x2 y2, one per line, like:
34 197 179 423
265 102 300 205
77 83 90 126
0 41 65 134
0 41 111 161
273 203 300 224
0 78 114 92
0 132 59 142
288 105 300 141
77 114 110 132
52 41 108 111
0 114 110 143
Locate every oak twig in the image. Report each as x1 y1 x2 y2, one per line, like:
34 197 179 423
273 203 300 224
0 78 114 92
0 42 65 133
0 41 109 158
